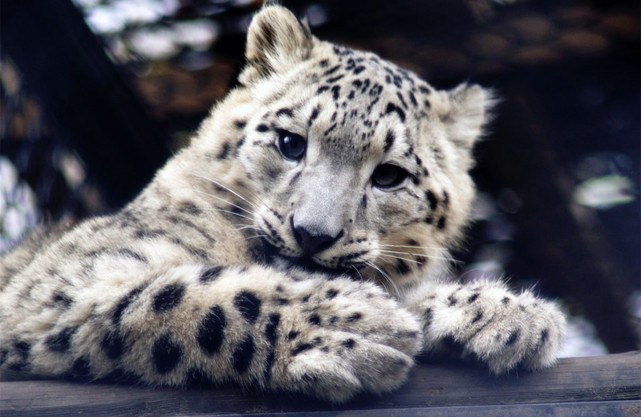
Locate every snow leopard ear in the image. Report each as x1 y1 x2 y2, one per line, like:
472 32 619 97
239 5 313 85
440 84 496 150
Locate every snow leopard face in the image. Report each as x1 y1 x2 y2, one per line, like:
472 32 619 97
212 7 494 286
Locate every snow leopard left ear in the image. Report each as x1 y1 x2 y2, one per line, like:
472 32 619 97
440 84 496 150
239 5 313 85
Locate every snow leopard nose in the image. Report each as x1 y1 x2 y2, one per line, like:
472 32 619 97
292 217 343 255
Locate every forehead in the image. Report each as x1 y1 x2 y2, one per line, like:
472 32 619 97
312 46 427 111
254 45 434 167
303 46 429 162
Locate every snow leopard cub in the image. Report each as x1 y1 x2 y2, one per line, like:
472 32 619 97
0 5 565 402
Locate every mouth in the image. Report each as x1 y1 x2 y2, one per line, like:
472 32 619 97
258 238 361 279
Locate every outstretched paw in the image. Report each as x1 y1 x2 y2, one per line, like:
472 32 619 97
271 277 422 402
421 281 566 373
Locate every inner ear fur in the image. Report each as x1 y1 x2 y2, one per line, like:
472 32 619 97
239 5 313 85
440 84 497 150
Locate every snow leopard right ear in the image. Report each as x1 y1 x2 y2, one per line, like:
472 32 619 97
239 5 313 85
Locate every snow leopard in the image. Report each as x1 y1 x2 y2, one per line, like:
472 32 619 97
0 5 566 402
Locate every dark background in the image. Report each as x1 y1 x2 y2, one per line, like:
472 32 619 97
1 0 639 355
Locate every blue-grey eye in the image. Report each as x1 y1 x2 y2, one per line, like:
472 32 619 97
277 130 306 160
372 164 409 188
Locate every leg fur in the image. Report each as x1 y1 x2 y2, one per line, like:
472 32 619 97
0 262 421 402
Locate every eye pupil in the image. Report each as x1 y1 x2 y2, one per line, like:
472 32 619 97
278 131 306 160
372 164 408 188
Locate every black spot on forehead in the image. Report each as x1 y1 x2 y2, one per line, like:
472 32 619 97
384 131 395 153
369 84 383 98
345 57 359 70
323 64 341 76
308 105 321 126
408 91 418 107
384 102 406 122
353 66 366 75
361 79 371 92
331 85 341 100
327 74 345 83
324 123 338 135
396 92 408 109
333 45 353 57
426 190 438 211
276 108 293 118
404 144 415 158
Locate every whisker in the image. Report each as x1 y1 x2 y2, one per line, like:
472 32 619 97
378 246 462 264
378 249 416 256
379 244 448 251
190 172 260 209
351 265 364 281
192 189 254 216
377 249 455 263
206 207 255 222
365 261 400 297
245 234 268 241
377 253 423 265
238 225 261 232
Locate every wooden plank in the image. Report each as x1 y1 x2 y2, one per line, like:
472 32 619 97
144 401 641 417
3 401 639 417
1 352 639 416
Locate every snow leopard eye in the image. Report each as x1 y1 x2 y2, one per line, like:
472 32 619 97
277 130 306 161
372 164 409 189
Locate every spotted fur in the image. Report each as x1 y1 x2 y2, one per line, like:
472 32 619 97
0 6 565 402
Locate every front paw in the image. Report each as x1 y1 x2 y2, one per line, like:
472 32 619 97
271 278 422 402
425 282 566 373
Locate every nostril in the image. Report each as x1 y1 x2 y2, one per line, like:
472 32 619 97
293 223 343 256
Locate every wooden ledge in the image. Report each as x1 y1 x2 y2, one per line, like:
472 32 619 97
1 351 639 416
